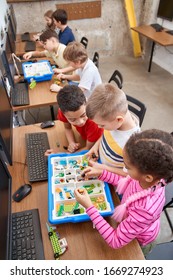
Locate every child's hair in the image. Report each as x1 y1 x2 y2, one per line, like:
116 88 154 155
86 83 128 121
57 85 86 113
52 9 68 25
125 129 173 183
44 10 54 30
39 29 58 43
63 42 88 63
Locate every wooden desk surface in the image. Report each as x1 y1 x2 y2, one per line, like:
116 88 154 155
15 32 44 57
9 121 144 260
131 25 173 46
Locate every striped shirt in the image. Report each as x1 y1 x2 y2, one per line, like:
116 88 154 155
86 170 165 248
99 122 140 168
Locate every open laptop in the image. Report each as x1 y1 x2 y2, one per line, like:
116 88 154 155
0 154 45 260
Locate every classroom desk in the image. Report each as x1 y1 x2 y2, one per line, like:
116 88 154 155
15 32 44 57
131 25 173 72
8 121 144 260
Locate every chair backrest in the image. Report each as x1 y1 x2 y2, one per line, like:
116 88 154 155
108 69 123 89
108 69 146 126
80 36 88 49
126 95 146 127
92 51 99 68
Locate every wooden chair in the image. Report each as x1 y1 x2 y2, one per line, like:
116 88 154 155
80 37 88 49
92 52 99 68
108 69 147 126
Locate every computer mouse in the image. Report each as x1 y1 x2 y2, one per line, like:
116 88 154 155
12 184 32 202
40 121 55 129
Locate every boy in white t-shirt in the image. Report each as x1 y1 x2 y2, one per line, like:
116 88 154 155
50 42 102 99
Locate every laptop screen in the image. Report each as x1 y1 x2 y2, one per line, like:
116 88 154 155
0 155 12 260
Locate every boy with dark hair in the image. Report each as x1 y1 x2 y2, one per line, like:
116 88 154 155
52 9 75 45
45 85 103 155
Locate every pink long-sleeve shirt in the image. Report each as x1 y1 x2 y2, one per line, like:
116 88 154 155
86 170 165 248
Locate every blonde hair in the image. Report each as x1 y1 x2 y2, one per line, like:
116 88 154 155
86 83 128 120
63 42 88 63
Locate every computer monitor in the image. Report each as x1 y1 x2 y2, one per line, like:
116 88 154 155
8 4 17 36
0 69 13 165
157 0 173 22
0 153 12 260
6 15 16 54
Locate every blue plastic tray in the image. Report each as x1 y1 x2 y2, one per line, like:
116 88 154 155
48 150 114 225
22 60 54 82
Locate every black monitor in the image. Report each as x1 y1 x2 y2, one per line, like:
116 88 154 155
1 40 16 88
6 16 16 54
0 67 13 165
0 153 12 260
157 0 173 22
8 4 17 36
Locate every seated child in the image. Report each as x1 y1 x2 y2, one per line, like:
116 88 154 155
52 9 75 45
85 83 140 176
74 129 173 256
49 42 102 99
23 29 71 71
45 85 103 155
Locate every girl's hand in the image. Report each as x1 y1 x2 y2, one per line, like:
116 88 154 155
81 166 102 180
89 160 106 170
68 142 80 153
74 188 93 209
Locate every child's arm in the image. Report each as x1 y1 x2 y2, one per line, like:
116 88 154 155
64 122 80 153
53 66 75 74
23 50 46 60
56 73 80 82
85 138 101 160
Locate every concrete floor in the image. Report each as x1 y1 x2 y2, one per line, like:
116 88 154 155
23 53 173 244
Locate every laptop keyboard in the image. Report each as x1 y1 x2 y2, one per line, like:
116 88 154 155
25 132 50 182
25 41 36 52
11 209 45 260
12 82 29 106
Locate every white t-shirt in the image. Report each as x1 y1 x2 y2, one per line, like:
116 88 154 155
76 58 102 99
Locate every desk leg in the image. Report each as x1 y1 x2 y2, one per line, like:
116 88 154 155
148 41 155 72
50 105 55 120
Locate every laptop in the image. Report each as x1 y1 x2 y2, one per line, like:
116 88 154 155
0 154 45 260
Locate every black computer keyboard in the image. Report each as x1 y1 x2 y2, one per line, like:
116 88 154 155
12 82 29 106
25 132 50 182
166 30 173 35
21 32 30 41
11 209 45 260
25 41 36 52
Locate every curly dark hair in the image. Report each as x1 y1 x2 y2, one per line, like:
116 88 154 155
125 129 173 183
39 29 58 43
57 85 86 113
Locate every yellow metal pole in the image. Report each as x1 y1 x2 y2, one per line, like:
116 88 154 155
124 0 142 57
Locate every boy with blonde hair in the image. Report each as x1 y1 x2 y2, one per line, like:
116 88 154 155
86 83 140 176
50 42 102 99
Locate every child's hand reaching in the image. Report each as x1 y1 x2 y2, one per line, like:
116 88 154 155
68 142 81 153
74 188 93 209
50 83 62 92
81 166 102 180
85 148 99 161
56 73 66 80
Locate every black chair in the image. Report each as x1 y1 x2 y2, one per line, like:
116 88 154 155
108 70 146 126
92 52 99 68
80 37 88 49
108 69 123 89
146 240 173 260
163 181 173 233
126 95 147 127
